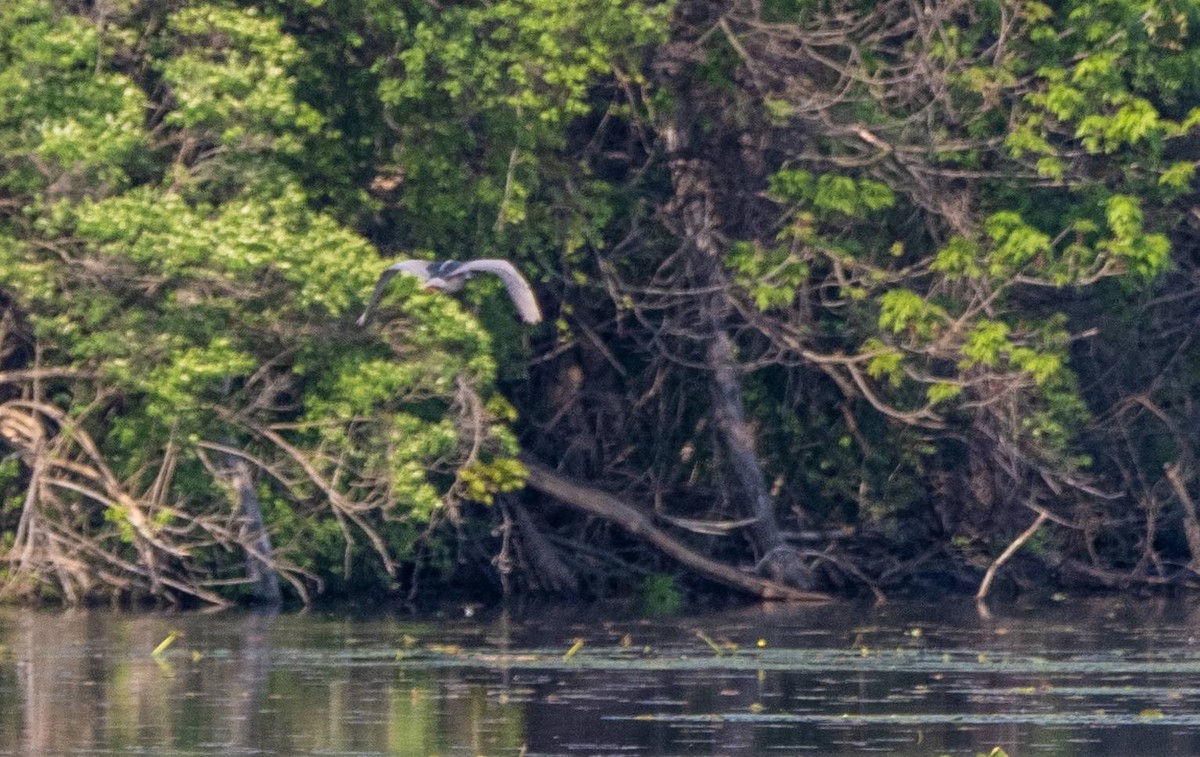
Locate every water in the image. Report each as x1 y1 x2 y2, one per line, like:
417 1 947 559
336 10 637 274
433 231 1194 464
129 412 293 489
2 597 1200 755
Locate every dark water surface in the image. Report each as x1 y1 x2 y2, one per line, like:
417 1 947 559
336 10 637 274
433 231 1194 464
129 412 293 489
3 597 1200 755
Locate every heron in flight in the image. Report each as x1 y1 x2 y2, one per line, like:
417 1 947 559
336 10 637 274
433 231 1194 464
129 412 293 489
356 259 543 326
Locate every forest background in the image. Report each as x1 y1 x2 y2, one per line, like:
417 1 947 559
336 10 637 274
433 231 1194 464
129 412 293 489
1 0 1198 608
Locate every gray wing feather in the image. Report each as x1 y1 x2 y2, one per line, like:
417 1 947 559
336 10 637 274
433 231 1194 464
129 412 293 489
356 260 433 326
454 259 543 324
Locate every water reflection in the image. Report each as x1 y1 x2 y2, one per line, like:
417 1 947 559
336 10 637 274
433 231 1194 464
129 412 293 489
4 599 1200 754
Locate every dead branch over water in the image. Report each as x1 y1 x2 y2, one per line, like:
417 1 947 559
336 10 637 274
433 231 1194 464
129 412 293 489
521 456 829 602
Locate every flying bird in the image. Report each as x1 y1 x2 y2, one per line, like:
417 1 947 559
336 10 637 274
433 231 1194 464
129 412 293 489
356 259 543 326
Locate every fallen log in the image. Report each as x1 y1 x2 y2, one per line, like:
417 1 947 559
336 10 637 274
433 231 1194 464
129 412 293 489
519 456 830 602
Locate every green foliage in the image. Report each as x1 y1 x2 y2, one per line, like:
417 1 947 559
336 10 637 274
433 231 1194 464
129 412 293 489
382 0 666 125
0 0 622 604
1015 0 1200 194
926 382 962 405
637 573 683 616
3 0 1199 605
369 0 668 252
768 169 895 218
721 0 1194 570
0 0 147 195
726 240 809 311
1158 160 1195 188
1101 194 1170 277
931 237 982 279
878 290 946 340
161 6 325 155
457 458 528 506
960 321 1012 370
984 212 1051 275
862 338 904 387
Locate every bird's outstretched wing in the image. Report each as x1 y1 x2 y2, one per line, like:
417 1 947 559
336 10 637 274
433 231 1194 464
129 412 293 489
454 259 543 324
356 260 433 326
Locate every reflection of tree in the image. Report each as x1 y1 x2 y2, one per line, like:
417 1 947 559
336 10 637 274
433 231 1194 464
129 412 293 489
1 611 281 753
225 611 276 747
0 611 527 754
8 612 147 754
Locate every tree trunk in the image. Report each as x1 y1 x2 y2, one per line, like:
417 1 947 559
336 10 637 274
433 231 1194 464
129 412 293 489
225 455 281 606
707 331 785 553
661 119 818 590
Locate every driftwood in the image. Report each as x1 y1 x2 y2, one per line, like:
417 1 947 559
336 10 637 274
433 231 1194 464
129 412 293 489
520 456 830 602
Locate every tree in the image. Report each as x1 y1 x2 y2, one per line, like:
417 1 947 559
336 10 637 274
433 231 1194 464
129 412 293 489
0 0 524 604
514 0 1200 597
4 0 1200 606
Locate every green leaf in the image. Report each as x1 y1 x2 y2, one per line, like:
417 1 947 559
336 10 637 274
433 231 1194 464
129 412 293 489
961 321 1011 369
1159 161 1196 189
926 382 963 404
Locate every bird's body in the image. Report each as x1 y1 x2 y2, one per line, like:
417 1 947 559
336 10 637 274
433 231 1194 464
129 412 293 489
357 258 542 326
